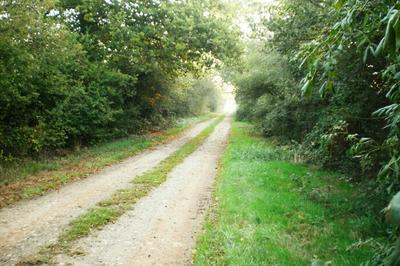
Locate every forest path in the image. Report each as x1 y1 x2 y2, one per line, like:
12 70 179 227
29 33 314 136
0 118 215 266
56 117 231 266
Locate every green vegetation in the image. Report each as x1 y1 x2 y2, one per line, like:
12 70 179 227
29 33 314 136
22 116 224 264
0 0 240 160
3 0 400 263
0 115 212 207
228 1 400 262
195 121 381 265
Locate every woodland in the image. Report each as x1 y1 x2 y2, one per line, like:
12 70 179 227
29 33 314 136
0 0 240 158
231 1 400 264
1 0 400 264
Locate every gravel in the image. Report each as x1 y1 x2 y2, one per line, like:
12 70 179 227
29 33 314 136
56 117 231 266
0 119 215 266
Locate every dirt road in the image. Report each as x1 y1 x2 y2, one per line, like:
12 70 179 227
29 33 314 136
56 117 231 266
0 118 216 265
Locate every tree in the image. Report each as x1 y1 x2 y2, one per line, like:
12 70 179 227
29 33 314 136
0 0 242 158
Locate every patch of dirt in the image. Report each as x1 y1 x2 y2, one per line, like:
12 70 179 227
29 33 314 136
57 117 231 266
0 119 215 266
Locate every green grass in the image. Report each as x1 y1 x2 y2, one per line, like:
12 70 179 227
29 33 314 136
0 115 214 208
194 121 379 266
21 116 224 264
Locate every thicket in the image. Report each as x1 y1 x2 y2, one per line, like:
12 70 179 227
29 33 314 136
0 0 240 160
231 0 400 264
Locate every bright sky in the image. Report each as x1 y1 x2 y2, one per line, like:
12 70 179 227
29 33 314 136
226 0 277 37
219 0 277 112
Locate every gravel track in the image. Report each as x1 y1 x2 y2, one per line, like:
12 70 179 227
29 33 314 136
56 117 231 266
0 118 215 265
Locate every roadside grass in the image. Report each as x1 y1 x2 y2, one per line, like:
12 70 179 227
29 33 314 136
20 116 224 265
0 115 214 208
194 121 380 265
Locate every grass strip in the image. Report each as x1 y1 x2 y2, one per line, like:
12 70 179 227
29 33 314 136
0 114 215 208
21 115 224 265
194 120 379 266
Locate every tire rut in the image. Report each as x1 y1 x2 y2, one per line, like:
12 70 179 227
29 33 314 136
57 117 231 266
0 118 215 266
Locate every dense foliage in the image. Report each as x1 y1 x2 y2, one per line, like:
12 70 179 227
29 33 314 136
231 0 400 264
0 0 240 159
234 0 398 196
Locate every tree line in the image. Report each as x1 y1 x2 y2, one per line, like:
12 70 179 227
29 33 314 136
0 0 240 159
230 0 400 263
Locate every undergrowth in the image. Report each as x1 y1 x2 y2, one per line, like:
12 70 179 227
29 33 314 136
195 121 383 265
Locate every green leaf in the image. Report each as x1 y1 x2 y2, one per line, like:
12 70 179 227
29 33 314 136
386 84 398 98
357 38 367 51
383 11 399 54
374 38 385 56
334 0 346 10
363 46 369 63
385 191 400 225
389 237 400 266
394 14 400 50
326 79 334 93
319 81 327 96
301 79 314 97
